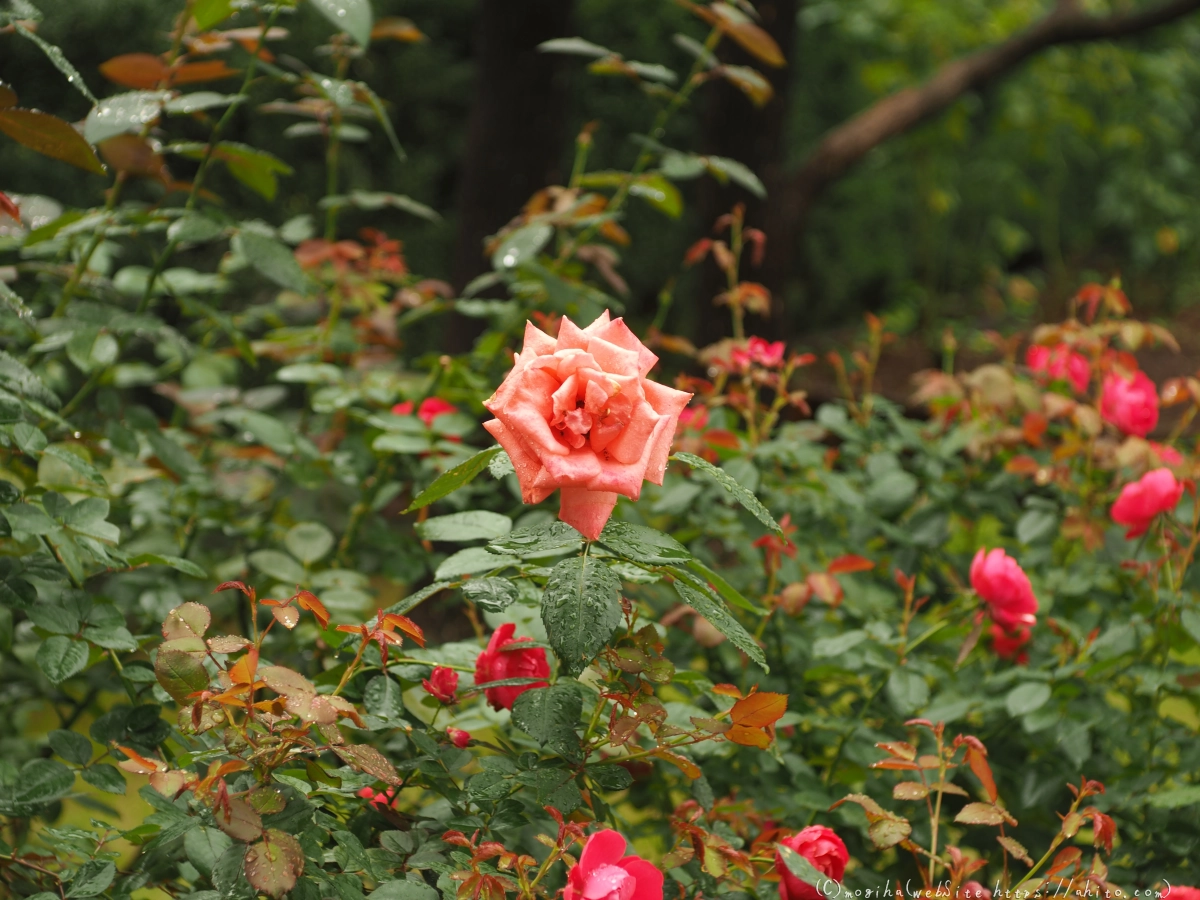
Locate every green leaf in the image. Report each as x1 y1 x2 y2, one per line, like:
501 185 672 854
285 522 335 564
866 470 918 515
511 685 582 750
404 446 502 512
165 91 244 115
83 625 138 651
670 569 767 670
589 764 633 792
1181 608 1200 646
244 829 304 899
886 669 929 715
37 635 89 683
233 230 310 294
488 520 584 557
1147 785 1200 809
185 826 233 878
42 444 106 486
812 630 868 658
363 675 406 722
128 553 207 578
308 0 373 46
249 549 306 584
11 22 95 103
167 213 227 244
370 882 440 900
81 763 127 796
541 554 622 676
192 0 235 29
417 511 512 542
705 155 765 198
775 845 829 898
461 577 518 613
0 351 60 408
373 432 432 454
146 431 201 478
0 108 105 174
48 729 94 765
319 191 437 220
597 521 690 565
154 647 210 702
27 603 79 634
382 580 454 616
1006 682 1051 717
538 37 613 58
2 502 55 537
671 452 782 535
435 547 517 580
492 224 553 271
0 758 75 815
84 91 168 145
66 860 116 897
683 559 760 614
629 173 682 217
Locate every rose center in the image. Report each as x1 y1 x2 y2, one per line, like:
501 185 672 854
581 864 635 900
549 374 631 452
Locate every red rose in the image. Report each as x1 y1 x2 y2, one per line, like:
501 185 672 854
422 666 459 704
564 830 663 900
446 727 471 748
1101 370 1159 437
1164 889 1200 900
1111 467 1184 538
970 548 1038 631
990 623 1031 664
1026 343 1090 394
775 826 848 900
474 623 550 710
356 786 394 809
392 397 458 427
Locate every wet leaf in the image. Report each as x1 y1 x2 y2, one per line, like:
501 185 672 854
0 109 105 174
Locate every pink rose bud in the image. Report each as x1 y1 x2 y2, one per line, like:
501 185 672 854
970 548 1038 630
422 666 459 704
482 312 692 540
1101 370 1159 437
1026 343 1090 394
1111 467 1184 538
774 826 849 900
474 623 549 710
564 830 663 900
446 727 471 749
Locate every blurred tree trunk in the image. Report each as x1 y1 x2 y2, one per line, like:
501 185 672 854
446 0 574 349
693 0 797 349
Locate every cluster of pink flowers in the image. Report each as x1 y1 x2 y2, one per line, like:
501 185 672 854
731 336 786 371
393 396 459 427
1026 343 1090 394
1100 369 1159 437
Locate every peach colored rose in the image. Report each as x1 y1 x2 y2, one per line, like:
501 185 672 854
483 312 692 540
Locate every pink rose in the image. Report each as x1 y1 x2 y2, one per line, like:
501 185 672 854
393 397 458 427
1150 441 1183 465
564 830 663 900
990 623 1031 664
1101 370 1159 437
749 337 786 368
422 666 459 704
1164 889 1200 900
1026 343 1090 394
775 826 849 900
446 727 471 748
474 623 550 710
482 312 692 540
357 786 394 809
970 548 1038 630
1111 467 1184 538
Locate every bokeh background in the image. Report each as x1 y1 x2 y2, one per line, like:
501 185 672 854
5 0 1200 346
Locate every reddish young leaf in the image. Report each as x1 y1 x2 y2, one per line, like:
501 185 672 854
214 581 253 598
0 85 16 109
295 590 330 629
729 691 787 728
827 554 874 575
100 53 169 88
0 109 106 175
653 747 701 779
0 191 18 221
382 613 425 647
116 745 164 774
371 17 425 42
710 683 744 700
214 797 263 842
963 742 998 803
272 606 300 629
171 60 240 85
244 830 305 898
163 602 212 640
1048 846 1082 876
99 134 170 183
228 648 259 685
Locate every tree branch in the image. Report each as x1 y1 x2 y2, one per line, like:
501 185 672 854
783 0 1200 226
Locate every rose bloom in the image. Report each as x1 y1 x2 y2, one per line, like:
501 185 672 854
731 337 786 371
474 623 550 710
1101 370 1159 437
1164 888 1200 900
1111 467 1184 538
393 397 458 427
990 623 1031 665
1026 343 1090 394
957 882 992 900
421 666 459 704
482 312 691 540
564 830 663 900
970 548 1038 630
1150 441 1184 466
775 826 849 900
446 727 471 749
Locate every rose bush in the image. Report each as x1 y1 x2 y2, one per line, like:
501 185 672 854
0 3 1197 900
